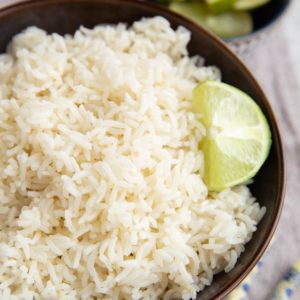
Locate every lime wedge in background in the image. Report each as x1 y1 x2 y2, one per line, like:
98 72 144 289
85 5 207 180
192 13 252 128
192 81 271 192
205 0 237 14
205 11 252 38
234 0 271 10
170 0 253 38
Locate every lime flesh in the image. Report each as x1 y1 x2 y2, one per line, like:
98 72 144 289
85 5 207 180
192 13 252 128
170 1 253 39
192 81 271 192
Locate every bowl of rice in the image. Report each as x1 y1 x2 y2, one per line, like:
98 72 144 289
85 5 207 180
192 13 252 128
0 0 285 299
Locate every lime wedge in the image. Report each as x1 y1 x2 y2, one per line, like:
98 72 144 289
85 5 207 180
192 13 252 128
234 0 271 10
169 1 253 38
205 0 237 14
205 11 252 38
192 81 271 192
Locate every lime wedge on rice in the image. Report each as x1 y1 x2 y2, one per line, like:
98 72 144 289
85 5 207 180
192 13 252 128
205 0 237 14
234 0 271 10
169 1 253 38
192 81 271 192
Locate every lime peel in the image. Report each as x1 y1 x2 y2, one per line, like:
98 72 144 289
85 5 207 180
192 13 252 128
205 0 237 14
192 81 272 192
234 0 271 10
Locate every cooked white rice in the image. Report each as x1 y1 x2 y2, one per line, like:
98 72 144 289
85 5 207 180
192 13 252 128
0 17 265 300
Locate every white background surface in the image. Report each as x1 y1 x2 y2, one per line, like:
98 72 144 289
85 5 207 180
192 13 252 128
243 1 300 299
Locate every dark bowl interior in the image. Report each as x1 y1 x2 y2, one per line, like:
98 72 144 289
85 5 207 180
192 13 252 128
251 0 290 34
0 0 285 299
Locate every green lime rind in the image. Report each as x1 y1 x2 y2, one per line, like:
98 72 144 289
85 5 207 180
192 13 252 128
234 0 271 10
205 0 237 14
192 81 272 192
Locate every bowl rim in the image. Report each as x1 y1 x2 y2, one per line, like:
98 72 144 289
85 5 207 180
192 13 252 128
0 0 286 298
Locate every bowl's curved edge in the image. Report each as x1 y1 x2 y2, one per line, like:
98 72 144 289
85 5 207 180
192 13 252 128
0 0 286 298
214 130 286 299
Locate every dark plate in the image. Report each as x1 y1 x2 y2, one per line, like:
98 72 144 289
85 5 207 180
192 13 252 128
246 0 290 38
150 0 291 41
0 0 285 299
150 0 291 57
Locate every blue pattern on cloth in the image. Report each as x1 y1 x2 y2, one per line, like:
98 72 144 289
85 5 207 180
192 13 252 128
285 288 293 297
242 283 250 292
271 260 300 300
226 239 300 300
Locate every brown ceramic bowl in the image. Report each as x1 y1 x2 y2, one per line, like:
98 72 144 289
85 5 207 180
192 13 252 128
0 0 285 299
